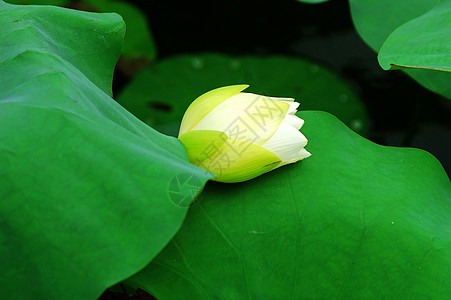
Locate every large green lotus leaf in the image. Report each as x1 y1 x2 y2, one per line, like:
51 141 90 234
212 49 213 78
378 0 451 72
126 111 451 299
349 0 451 99
116 53 369 136
0 2 211 299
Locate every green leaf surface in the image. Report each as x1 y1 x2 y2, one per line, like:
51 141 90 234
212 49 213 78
83 0 157 60
116 53 369 136
127 111 451 299
378 0 451 72
0 2 211 299
349 0 451 99
349 0 438 51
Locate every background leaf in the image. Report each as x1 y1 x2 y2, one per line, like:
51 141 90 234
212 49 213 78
126 111 451 299
349 0 451 99
349 0 438 51
116 53 369 136
378 0 451 72
0 2 211 299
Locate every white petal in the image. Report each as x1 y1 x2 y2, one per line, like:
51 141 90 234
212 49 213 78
297 148 311 159
269 96 295 102
281 101 300 115
262 122 308 163
284 114 304 130
278 148 311 166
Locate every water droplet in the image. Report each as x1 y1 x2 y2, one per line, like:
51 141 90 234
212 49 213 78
339 94 348 103
191 58 204 69
309 64 319 74
350 119 363 131
391 221 395 225
229 59 241 71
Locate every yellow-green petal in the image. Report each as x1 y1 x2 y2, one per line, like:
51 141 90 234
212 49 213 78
179 130 228 162
178 84 249 136
192 139 282 183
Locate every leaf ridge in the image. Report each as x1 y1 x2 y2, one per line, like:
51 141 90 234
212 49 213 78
337 228 368 299
286 169 302 300
172 240 212 299
199 203 252 299
151 260 212 299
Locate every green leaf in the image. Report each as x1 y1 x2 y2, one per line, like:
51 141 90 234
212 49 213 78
349 0 451 99
83 0 157 60
0 2 211 299
349 0 438 51
378 0 451 72
127 111 451 299
116 53 369 136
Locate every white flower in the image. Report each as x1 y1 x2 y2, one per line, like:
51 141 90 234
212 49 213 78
178 85 311 183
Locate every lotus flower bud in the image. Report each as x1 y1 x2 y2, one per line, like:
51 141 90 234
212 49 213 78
178 85 311 183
